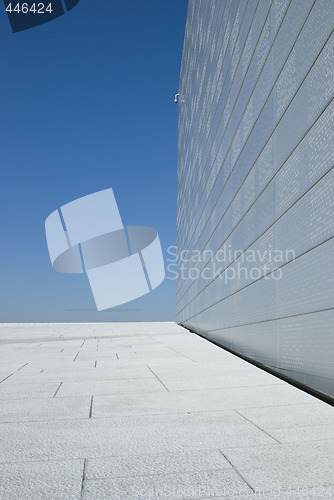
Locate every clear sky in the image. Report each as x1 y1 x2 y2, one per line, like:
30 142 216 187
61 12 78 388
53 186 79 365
0 0 188 322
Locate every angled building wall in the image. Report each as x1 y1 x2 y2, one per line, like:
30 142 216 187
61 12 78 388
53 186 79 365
176 0 334 399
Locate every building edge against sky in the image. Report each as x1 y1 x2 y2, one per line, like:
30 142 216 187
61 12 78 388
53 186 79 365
176 0 334 399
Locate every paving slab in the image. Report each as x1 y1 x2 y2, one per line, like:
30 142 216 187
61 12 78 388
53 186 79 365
0 396 91 423
92 383 316 418
0 412 275 463
0 459 84 500
56 377 166 398
0 381 61 400
237 402 334 429
85 449 232 479
223 440 334 490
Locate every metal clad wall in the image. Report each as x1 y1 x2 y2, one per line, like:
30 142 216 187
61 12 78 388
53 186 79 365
176 0 334 399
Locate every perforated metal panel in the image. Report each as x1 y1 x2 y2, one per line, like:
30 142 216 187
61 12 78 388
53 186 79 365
176 0 334 399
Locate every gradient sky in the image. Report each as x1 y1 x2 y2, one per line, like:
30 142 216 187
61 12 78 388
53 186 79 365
0 0 188 322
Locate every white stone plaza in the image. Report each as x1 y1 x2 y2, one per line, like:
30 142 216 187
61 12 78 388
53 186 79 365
0 322 333 499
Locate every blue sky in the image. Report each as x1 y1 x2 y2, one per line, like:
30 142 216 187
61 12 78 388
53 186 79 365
0 0 188 322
